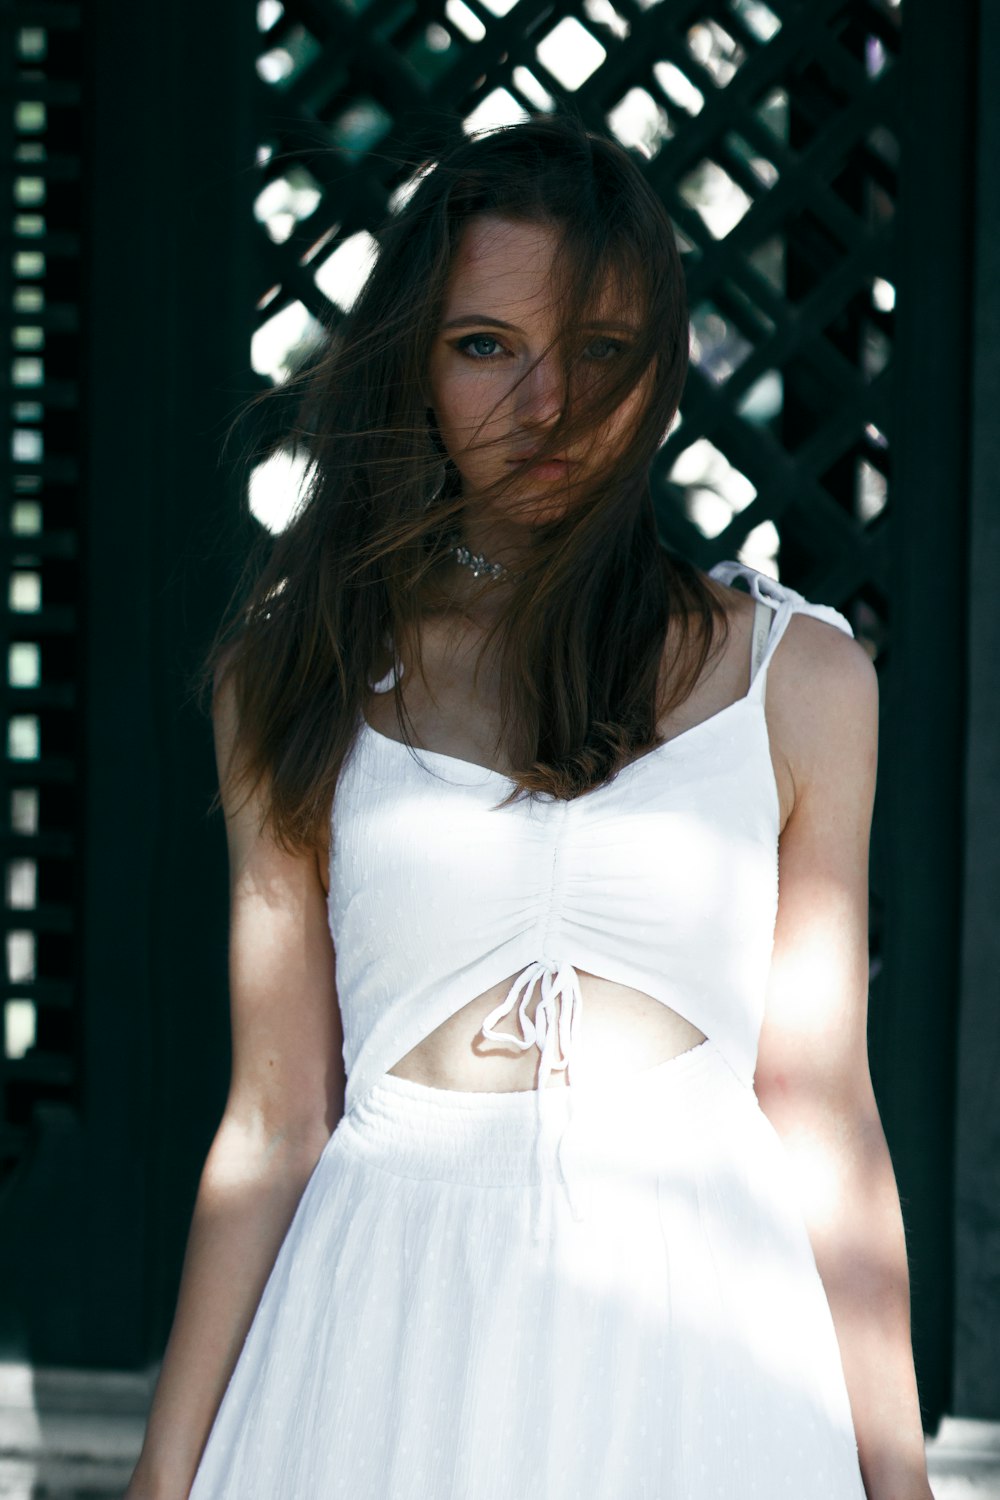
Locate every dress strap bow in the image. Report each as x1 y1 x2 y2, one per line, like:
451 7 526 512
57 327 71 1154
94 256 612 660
480 957 589 1244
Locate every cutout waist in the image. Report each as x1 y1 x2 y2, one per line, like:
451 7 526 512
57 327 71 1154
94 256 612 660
337 1036 750 1189
386 964 708 1094
373 955 716 1243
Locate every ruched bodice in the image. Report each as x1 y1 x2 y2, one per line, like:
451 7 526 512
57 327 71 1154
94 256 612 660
326 559 855 1239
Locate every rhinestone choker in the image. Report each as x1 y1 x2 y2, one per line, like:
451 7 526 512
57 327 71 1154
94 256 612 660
450 541 514 583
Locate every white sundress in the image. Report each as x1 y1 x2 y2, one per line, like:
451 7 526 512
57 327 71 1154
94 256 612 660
188 559 868 1500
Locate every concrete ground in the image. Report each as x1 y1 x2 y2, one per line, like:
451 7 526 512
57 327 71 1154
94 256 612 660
0 1363 998 1498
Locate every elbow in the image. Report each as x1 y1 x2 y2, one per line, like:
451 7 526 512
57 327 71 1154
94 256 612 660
206 1105 339 1194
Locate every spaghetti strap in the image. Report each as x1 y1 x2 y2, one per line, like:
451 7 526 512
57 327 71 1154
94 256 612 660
708 558 855 706
749 597 773 690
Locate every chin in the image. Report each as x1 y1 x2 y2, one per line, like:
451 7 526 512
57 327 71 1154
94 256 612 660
505 474 578 521
493 491 572 528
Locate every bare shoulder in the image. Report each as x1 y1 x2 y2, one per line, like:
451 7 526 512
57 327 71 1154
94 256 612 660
208 649 344 1139
212 646 334 899
765 609 879 828
210 651 268 875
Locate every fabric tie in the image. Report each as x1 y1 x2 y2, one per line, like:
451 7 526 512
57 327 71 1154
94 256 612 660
479 957 589 1245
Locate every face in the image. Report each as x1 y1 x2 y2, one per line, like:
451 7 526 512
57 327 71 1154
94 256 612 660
426 215 652 526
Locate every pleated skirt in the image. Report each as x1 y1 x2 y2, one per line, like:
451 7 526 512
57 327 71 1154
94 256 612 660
188 1037 866 1500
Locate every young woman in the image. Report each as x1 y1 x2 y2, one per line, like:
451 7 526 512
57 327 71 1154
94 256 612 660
126 114 933 1500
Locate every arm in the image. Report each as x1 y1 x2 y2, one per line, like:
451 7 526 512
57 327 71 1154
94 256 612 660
126 670 345 1500
754 617 932 1500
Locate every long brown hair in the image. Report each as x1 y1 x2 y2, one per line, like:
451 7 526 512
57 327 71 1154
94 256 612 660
199 110 730 854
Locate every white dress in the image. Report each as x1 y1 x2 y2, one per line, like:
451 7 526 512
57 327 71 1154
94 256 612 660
188 560 867 1499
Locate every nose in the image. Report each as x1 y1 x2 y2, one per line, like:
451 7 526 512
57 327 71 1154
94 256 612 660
515 351 565 429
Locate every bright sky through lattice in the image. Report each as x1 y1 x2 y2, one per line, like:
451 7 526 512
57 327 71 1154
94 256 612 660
858 459 888 522
872 278 896 311
257 46 295 83
738 520 779 579
535 17 606 90
249 446 313 533
257 0 284 27
11 500 40 535
251 299 324 383
4 1000 36 1061
686 20 743 86
670 436 756 541
512 67 555 111
462 89 528 135
6 932 35 983
606 88 671 157
389 162 436 215
583 0 630 39
681 160 753 239
6 859 36 911
736 370 783 424
653 61 703 115
446 0 485 41
478 0 520 19
11 790 37 838
9 573 40 612
314 230 379 311
735 0 781 42
12 429 42 463
254 170 322 246
8 718 39 761
8 643 39 688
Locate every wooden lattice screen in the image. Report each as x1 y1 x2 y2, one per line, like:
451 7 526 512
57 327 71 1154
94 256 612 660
248 0 897 584
0 10 82 1192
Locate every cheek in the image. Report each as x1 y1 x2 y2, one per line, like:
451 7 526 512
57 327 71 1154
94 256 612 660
433 370 512 448
602 377 652 444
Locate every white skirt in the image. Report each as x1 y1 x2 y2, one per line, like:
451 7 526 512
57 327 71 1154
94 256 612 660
188 1038 865 1499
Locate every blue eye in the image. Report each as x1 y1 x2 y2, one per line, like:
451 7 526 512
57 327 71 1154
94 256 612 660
451 332 626 363
584 337 625 360
454 333 507 360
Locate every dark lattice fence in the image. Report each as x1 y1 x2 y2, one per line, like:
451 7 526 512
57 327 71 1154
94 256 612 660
247 0 897 592
0 11 82 1193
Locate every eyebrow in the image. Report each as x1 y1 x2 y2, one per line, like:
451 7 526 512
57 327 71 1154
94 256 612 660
441 314 638 333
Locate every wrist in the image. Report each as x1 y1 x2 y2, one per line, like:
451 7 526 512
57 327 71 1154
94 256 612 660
125 1453 193 1500
860 1458 934 1500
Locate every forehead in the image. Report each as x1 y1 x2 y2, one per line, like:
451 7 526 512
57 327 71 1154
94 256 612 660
443 214 630 322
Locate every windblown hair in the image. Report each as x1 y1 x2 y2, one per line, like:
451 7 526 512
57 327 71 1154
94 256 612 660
199 110 730 854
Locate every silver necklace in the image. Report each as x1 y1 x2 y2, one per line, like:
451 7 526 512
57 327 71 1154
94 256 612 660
450 541 513 583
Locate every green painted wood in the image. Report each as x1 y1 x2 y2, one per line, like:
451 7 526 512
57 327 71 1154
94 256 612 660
0 0 256 1365
953 0 1000 1422
869 0 976 1429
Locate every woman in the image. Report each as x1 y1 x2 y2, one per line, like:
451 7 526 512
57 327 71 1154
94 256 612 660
126 114 933 1499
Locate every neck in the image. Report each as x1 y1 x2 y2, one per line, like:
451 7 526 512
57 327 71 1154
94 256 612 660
439 510 535 619
457 511 535 571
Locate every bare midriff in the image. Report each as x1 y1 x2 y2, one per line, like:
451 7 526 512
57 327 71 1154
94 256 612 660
386 971 707 1092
